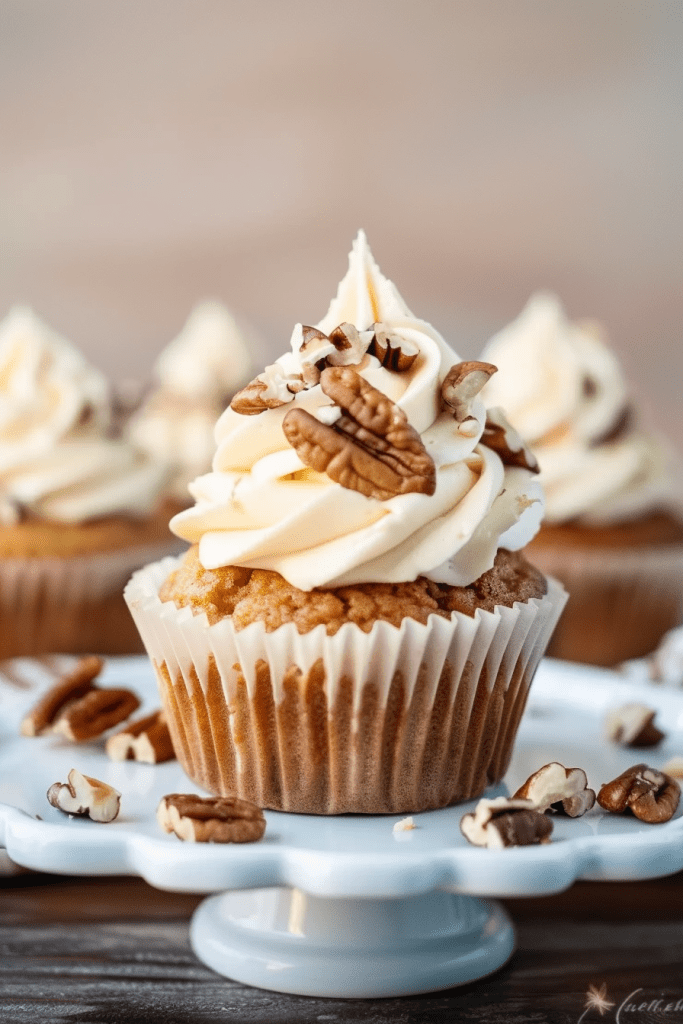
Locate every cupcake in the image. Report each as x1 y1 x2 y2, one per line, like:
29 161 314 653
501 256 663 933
125 233 566 814
127 301 254 508
0 306 181 657
482 293 683 666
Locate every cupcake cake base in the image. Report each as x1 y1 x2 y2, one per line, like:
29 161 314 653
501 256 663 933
125 553 566 814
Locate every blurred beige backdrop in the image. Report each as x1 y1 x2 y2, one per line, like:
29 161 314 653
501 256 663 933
1 0 681 443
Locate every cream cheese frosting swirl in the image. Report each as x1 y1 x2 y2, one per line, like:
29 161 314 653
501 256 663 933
127 301 254 500
0 306 168 523
482 293 679 525
170 233 544 590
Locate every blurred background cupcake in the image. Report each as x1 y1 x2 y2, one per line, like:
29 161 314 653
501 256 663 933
0 305 183 657
126 301 256 510
481 293 683 666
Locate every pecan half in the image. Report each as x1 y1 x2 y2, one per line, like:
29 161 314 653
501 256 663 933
604 703 665 747
282 366 436 500
21 656 104 736
482 407 540 473
442 361 498 424
367 324 419 372
52 688 140 743
460 796 553 849
105 710 175 764
597 764 680 823
47 769 121 823
157 794 266 843
514 762 595 817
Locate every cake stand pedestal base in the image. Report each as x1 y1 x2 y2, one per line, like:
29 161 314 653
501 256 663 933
190 887 514 998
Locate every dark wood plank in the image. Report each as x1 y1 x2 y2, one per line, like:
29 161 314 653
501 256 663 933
1 874 683 1023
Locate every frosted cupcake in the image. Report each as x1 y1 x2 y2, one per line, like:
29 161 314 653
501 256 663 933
0 306 180 657
125 234 566 814
127 301 254 507
482 293 683 666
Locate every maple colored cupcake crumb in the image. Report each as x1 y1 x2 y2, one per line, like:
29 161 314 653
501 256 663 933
159 544 547 635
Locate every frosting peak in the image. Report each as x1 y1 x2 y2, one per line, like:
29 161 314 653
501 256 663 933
0 306 167 523
170 234 543 590
482 293 679 525
127 301 255 500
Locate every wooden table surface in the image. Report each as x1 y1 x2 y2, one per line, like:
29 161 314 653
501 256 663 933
2 870 682 1023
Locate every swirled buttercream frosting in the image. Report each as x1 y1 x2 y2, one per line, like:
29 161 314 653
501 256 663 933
127 302 254 499
482 293 680 525
170 233 544 590
0 306 168 523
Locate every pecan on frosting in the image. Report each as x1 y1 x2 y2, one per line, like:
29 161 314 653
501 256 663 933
282 366 436 501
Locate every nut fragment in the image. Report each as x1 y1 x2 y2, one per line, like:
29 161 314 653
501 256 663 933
47 768 121 823
441 361 498 423
52 688 141 742
105 710 175 764
605 703 665 747
514 762 596 817
230 362 304 415
482 407 540 473
597 763 680 823
21 656 103 737
157 793 266 843
282 366 436 500
460 796 553 849
367 324 419 372
327 322 372 367
392 816 416 833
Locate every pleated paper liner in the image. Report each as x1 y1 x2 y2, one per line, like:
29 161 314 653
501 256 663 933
0 541 183 657
125 556 566 814
526 542 683 666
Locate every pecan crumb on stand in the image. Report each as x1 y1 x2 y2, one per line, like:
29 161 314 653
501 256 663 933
106 710 175 764
21 656 140 742
514 762 595 816
47 769 121 823
460 797 553 849
157 794 266 843
597 764 680 823
604 703 665 747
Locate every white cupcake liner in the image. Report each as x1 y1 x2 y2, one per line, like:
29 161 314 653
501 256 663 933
528 542 683 665
125 556 567 814
0 541 184 657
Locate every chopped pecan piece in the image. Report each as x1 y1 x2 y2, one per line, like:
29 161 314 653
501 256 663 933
604 703 665 747
482 407 540 473
47 769 121 823
327 322 371 366
597 764 680 823
230 362 304 415
105 710 175 764
514 762 595 817
282 366 436 500
298 325 338 385
367 324 419 372
157 793 266 843
460 796 553 849
442 361 497 425
21 656 104 736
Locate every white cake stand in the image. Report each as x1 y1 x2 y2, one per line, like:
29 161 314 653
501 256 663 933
1 655 682 998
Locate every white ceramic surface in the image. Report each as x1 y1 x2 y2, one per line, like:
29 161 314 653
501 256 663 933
0 655 681 996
